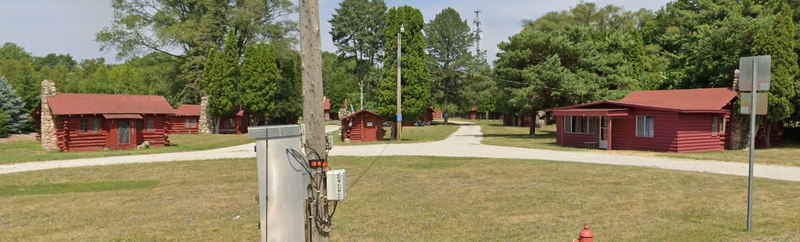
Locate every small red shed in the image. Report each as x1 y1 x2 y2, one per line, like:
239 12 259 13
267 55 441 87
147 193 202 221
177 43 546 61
167 104 200 134
469 106 478 120
43 93 174 151
341 110 385 142
324 97 333 120
549 88 738 153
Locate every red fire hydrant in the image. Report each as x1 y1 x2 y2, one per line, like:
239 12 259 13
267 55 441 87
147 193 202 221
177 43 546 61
576 224 593 242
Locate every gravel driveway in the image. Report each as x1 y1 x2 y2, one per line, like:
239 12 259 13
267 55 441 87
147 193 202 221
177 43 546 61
2 123 799 183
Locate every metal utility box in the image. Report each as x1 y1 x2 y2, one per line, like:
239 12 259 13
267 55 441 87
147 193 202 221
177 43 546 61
248 125 306 242
326 169 347 201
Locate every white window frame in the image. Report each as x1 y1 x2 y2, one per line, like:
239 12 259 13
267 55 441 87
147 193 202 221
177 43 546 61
636 116 654 137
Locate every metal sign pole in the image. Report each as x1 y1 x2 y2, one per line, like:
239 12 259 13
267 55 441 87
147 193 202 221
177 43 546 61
746 59 757 232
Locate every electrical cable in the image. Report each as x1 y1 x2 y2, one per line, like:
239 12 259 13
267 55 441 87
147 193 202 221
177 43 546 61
348 142 389 192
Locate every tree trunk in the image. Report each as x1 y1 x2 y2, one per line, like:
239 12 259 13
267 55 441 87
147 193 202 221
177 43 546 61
444 81 449 125
729 114 748 149
528 110 536 136
391 122 398 141
764 121 772 148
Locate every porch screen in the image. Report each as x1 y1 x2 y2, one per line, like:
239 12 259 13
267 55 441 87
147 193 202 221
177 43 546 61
636 116 654 137
118 120 130 144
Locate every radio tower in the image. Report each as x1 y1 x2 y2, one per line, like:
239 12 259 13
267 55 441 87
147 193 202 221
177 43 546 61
473 9 482 57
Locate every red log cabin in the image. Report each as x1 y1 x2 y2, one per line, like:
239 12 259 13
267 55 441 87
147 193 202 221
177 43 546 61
167 104 200 134
341 110 385 142
218 105 247 134
548 88 738 153
43 93 175 151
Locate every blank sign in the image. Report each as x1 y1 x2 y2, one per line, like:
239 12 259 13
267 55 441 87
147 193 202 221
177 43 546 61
738 56 771 91
739 93 768 115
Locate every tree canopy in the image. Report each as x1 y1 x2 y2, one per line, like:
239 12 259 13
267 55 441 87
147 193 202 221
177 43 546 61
425 8 476 123
377 6 430 126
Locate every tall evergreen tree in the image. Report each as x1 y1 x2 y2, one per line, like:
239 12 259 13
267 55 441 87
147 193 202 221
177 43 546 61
377 6 430 139
752 4 798 147
272 49 303 124
425 8 476 124
240 44 280 125
0 76 28 134
329 0 387 110
202 30 240 133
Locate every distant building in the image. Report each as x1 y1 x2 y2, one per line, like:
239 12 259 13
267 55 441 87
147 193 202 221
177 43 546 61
341 110 385 142
548 88 738 153
167 104 200 134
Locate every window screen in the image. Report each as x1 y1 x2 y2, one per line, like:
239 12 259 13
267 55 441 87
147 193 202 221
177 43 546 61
711 116 719 136
92 119 100 132
146 119 154 131
118 120 130 144
636 116 654 137
80 119 88 132
565 116 573 133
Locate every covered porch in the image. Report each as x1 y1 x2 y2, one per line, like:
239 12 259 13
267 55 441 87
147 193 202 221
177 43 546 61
552 108 629 150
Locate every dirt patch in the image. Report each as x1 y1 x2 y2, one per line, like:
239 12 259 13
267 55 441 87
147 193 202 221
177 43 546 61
0 133 36 144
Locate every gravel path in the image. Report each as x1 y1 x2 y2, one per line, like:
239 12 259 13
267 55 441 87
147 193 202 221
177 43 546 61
2 123 799 183
329 121 800 182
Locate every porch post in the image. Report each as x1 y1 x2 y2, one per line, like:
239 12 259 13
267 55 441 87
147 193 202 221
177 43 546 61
607 117 612 150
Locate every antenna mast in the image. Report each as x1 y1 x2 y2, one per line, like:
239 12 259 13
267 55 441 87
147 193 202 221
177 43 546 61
473 9 482 57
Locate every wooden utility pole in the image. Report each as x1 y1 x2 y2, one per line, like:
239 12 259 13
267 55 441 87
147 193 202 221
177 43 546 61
299 0 328 240
396 24 403 141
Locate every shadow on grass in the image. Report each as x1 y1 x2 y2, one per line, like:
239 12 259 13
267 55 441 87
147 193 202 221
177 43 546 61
0 180 160 196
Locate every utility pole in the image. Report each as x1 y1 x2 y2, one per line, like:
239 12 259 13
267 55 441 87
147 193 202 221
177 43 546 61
299 0 328 240
396 24 404 141
473 9 482 57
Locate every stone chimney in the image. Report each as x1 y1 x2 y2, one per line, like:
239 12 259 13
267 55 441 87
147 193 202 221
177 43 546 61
198 96 211 134
732 69 740 90
40 80 58 151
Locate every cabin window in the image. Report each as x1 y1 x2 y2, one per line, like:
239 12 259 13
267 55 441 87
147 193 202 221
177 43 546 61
146 119 154 131
92 119 100 132
564 116 593 134
636 116 655 137
185 118 196 128
711 116 719 136
366 122 374 127
80 119 89 132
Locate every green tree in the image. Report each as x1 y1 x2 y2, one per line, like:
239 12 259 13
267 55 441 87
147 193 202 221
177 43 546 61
752 4 798 147
0 109 8 138
0 76 28 133
97 0 296 103
322 52 358 114
377 6 430 139
424 8 476 124
272 49 302 124
0 43 39 114
329 0 387 110
202 30 240 133
240 44 279 125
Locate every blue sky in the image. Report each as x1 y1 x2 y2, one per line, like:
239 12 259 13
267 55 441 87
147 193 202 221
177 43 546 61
0 0 671 64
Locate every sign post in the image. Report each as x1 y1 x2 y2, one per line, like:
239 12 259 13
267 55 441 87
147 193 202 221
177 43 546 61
738 55 770 232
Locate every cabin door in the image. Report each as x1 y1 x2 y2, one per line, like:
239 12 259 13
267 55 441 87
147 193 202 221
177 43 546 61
598 117 608 149
117 120 134 149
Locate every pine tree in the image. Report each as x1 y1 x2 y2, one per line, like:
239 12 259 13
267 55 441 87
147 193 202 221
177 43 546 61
752 4 798 147
272 49 303 124
0 76 28 134
377 6 430 138
240 44 279 124
0 109 9 138
202 29 240 133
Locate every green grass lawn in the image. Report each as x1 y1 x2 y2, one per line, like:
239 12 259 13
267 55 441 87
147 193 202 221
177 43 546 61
332 121 459 146
0 134 252 165
1 156 799 240
473 119 800 167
